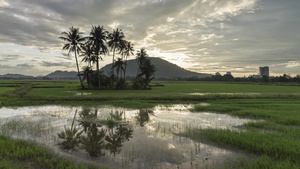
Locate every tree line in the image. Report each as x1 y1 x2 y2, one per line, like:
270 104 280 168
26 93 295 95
167 74 300 83
59 26 156 90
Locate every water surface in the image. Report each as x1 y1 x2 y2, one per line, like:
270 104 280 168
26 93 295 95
0 104 254 168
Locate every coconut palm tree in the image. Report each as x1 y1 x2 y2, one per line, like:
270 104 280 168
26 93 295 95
88 25 108 89
135 48 148 79
80 43 95 67
82 66 93 89
112 58 125 81
138 58 156 89
121 41 134 80
59 26 86 89
108 28 125 74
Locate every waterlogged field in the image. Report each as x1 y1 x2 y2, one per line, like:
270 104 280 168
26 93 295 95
0 104 255 169
0 80 300 168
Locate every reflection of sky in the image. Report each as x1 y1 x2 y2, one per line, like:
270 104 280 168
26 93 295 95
0 104 254 168
1 0 300 77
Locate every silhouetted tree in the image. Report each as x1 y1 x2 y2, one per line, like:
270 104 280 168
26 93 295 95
59 26 86 89
138 58 156 89
112 58 125 81
80 43 96 67
88 25 108 89
82 66 93 88
135 48 148 80
108 28 125 74
121 41 134 80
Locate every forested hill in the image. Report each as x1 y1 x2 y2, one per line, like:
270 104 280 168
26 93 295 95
101 57 210 79
0 58 211 80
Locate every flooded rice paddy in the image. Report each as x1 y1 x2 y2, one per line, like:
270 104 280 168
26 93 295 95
0 104 255 168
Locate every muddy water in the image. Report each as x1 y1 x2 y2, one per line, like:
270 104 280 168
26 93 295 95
0 104 254 169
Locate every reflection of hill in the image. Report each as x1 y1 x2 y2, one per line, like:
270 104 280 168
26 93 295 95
101 57 211 79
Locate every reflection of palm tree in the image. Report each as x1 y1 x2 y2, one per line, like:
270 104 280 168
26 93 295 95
109 110 124 121
78 108 98 132
81 125 106 157
59 108 133 157
108 28 125 74
59 26 85 89
105 124 133 156
135 109 154 127
89 25 108 89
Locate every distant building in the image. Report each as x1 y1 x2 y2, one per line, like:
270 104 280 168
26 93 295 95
259 66 269 78
252 75 261 79
226 71 231 75
215 72 221 76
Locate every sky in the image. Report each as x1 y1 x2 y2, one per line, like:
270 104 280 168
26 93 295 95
0 0 299 77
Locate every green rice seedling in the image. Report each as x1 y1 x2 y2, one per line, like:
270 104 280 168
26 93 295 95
223 155 299 169
0 118 52 138
0 135 101 169
179 127 300 167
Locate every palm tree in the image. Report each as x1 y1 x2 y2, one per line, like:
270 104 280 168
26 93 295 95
80 43 95 67
88 25 108 89
59 26 86 89
135 48 148 79
138 58 156 89
112 58 125 81
82 66 93 89
108 28 125 74
121 41 134 80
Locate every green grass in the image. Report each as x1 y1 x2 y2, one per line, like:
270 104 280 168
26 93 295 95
1 80 300 108
1 80 300 168
178 98 300 168
0 135 105 169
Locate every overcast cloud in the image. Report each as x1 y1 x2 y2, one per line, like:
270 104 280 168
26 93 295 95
0 0 299 76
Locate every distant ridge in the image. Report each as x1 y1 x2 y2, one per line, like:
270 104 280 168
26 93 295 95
45 70 77 80
0 58 211 80
101 57 211 79
0 73 36 79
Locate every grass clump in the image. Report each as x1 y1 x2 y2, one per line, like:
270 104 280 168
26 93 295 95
187 98 300 168
0 135 104 169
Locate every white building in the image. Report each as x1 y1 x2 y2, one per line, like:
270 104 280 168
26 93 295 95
259 66 269 78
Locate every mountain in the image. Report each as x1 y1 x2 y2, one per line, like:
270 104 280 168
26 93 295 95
44 70 78 80
100 57 211 79
0 58 211 80
0 74 36 79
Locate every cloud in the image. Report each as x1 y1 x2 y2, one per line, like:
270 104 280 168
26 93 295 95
0 0 299 76
42 61 72 68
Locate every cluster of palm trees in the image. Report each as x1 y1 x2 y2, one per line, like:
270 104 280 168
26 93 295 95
59 26 156 90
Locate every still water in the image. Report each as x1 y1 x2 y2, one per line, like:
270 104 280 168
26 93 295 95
0 104 254 169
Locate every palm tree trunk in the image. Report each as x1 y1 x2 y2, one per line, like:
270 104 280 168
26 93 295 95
136 66 140 80
111 46 116 74
74 48 85 89
123 55 128 80
97 57 101 90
